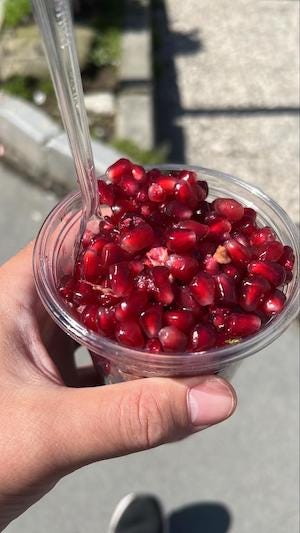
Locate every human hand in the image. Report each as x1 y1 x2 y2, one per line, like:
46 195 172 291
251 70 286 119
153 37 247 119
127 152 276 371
0 243 237 530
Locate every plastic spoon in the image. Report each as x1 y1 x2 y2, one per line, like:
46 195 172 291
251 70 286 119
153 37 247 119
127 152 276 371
31 0 98 236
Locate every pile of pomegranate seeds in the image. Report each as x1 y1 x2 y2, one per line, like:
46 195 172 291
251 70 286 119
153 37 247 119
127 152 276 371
58 159 295 353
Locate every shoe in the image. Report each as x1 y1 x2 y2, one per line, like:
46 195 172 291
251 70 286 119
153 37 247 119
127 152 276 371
108 493 167 533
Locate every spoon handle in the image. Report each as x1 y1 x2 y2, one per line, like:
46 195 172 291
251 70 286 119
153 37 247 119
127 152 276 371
32 0 97 218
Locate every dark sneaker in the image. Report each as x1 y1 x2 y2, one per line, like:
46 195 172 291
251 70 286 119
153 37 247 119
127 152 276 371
108 493 167 533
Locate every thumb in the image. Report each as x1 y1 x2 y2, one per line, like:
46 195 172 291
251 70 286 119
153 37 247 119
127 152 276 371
52 375 236 472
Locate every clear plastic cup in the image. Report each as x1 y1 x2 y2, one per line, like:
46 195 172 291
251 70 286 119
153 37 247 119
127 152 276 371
33 165 300 383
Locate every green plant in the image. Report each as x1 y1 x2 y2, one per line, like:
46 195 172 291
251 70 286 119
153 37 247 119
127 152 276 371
2 76 32 100
90 29 121 67
112 138 168 165
4 0 31 28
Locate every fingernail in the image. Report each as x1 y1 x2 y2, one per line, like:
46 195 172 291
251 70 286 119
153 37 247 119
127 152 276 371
187 378 236 427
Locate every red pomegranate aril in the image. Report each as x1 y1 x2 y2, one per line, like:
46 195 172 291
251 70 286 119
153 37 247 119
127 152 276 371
164 200 193 220
148 183 166 202
214 198 244 222
223 264 243 283
167 228 197 253
190 324 217 351
99 218 115 235
208 217 232 242
115 291 149 321
250 227 276 246
136 187 149 203
98 180 115 206
120 223 154 253
278 245 295 271
202 254 220 275
81 304 99 331
244 207 257 222
83 248 102 281
155 174 178 194
231 231 249 248
72 281 95 305
97 306 116 335
177 220 209 239
118 213 145 232
152 266 174 305
81 229 95 249
284 270 293 283
111 199 138 223
168 254 199 283
101 243 124 268
140 305 163 338
178 169 197 184
174 286 202 317
109 262 133 297
248 260 286 287
260 289 286 317
175 181 198 209
215 273 237 304
196 181 209 201
225 238 252 265
58 275 76 301
120 175 140 196
132 164 146 182
90 235 110 254
256 241 284 262
198 240 217 257
128 259 144 275
106 158 132 184
190 272 215 306
240 275 271 311
145 338 162 352
115 320 145 348
158 326 187 352
163 310 195 333
227 313 261 337
210 307 230 331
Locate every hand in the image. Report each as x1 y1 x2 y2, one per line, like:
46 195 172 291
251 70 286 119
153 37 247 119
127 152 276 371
0 243 237 530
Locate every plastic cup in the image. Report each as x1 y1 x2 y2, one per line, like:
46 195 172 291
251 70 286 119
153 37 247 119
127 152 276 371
33 165 299 383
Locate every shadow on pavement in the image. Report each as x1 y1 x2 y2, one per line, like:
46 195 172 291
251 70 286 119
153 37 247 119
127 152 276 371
168 502 231 533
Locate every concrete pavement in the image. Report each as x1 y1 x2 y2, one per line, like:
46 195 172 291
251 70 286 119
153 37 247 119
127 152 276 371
0 162 299 533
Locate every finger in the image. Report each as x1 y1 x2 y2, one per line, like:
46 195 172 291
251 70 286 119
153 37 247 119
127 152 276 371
51 375 237 473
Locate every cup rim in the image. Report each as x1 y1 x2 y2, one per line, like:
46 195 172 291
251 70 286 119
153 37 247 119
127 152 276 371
33 164 300 372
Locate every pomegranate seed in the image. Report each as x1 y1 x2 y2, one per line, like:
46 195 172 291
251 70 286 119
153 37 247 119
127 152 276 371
284 270 293 283
152 266 174 305
164 200 193 220
164 310 195 333
174 286 202 317
231 231 249 248
81 230 95 249
222 264 243 282
178 169 197 184
167 254 199 283
166 228 196 253
132 164 146 182
214 198 244 222
225 238 252 265
196 181 209 200
111 199 138 223
215 273 237 304
98 306 116 336
256 241 284 262
81 304 99 331
175 181 198 208
227 313 261 337
98 180 115 206
208 217 232 242
260 289 287 317
146 247 169 266
244 208 257 222
129 259 145 275
99 218 115 235
90 235 110 254
82 248 102 281
109 262 133 297
146 168 161 181
140 305 163 338
155 174 178 194
136 187 149 203
278 245 295 271
145 338 162 352
190 324 217 351
190 272 215 306
148 183 167 202
202 255 220 275
158 326 188 352
115 320 145 348
73 281 95 305
115 291 149 321
248 261 286 286
198 240 217 257
106 158 132 184
120 223 154 253
120 175 140 196
118 213 145 232
210 307 230 331
239 275 271 311
250 227 276 246
58 275 76 301
177 220 209 239
101 243 124 268
135 270 155 293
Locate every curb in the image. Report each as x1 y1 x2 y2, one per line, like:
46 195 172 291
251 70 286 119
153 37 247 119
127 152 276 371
0 92 123 194
116 0 154 150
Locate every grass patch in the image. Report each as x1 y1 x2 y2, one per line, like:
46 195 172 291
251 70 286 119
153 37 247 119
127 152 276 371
2 76 32 99
112 138 168 166
88 0 124 68
4 0 31 28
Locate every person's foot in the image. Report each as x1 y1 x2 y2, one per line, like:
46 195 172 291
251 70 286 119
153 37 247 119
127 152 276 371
108 493 167 533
